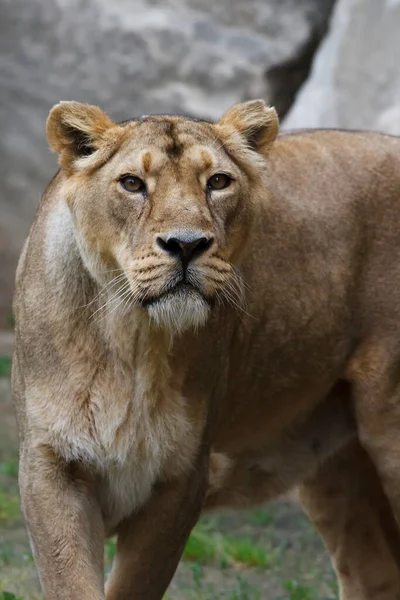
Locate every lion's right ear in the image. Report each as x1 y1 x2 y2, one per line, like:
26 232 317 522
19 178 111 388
46 102 121 172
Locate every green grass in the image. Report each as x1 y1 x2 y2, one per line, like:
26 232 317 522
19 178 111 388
0 490 20 525
110 539 265 599
0 461 18 478
225 536 270 568
229 576 262 600
6 313 15 330
0 458 20 525
183 523 270 569
0 544 14 566
75 529 265 570
0 357 12 378
0 593 24 600
183 525 221 563
182 564 262 600
248 508 273 527
283 580 316 600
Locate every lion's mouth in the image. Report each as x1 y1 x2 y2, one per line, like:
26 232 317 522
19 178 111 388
141 281 212 308
142 278 215 332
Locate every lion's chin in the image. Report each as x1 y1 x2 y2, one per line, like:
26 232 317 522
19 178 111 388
147 287 211 334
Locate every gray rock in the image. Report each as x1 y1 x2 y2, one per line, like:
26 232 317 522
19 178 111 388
0 0 334 321
284 0 400 134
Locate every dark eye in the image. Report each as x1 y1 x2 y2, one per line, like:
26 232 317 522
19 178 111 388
207 173 232 191
119 175 146 193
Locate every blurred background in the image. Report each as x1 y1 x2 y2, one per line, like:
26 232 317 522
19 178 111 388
0 0 400 598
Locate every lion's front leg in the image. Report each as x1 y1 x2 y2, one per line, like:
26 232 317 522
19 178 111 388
105 451 208 600
19 442 105 600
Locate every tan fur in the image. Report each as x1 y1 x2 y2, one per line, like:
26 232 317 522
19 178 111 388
13 100 400 599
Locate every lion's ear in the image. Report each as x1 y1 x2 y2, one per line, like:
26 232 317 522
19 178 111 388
218 100 279 154
46 102 118 171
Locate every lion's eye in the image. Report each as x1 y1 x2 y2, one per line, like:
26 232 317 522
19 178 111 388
207 173 232 191
119 175 146 193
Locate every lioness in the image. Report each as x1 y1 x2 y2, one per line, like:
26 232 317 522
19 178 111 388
12 99 400 600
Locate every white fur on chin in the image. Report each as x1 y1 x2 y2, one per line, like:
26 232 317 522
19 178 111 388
147 288 210 334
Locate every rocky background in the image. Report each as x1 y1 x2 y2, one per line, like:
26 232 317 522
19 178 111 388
0 0 399 326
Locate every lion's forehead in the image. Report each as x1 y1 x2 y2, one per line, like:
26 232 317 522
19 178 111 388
113 120 229 177
123 117 218 150
121 117 211 146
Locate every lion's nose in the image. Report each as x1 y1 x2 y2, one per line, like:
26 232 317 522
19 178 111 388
156 231 213 263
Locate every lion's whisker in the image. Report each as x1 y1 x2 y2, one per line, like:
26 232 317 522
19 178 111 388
97 267 125 275
232 265 253 295
90 280 131 320
79 273 127 312
221 283 254 320
93 282 141 324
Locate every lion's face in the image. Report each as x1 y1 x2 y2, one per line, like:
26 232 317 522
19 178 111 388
47 100 278 332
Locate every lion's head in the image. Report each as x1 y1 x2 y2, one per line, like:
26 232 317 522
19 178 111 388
46 100 278 333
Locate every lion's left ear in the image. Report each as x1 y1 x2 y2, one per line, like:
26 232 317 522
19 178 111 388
218 100 279 154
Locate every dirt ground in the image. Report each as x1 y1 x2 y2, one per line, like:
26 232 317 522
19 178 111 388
0 375 338 600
